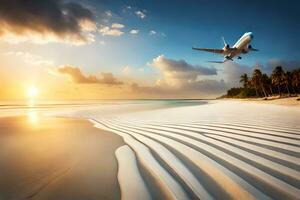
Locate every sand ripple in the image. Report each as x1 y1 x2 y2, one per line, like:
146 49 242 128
86 101 300 199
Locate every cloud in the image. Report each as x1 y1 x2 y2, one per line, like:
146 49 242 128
122 6 132 13
0 0 96 45
265 59 300 72
149 30 156 35
57 65 123 85
130 29 139 34
151 55 217 87
99 24 124 37
222 59 300 88
135 10 146 19
105 10 113 17
49 55 229 98
111 23 125 29
122 66 131 74
128 55 224 98
4 51 54 66
222 62 252 88
130 79 226 98
161 33 167 37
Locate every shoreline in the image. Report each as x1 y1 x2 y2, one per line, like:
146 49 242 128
218 96 300 107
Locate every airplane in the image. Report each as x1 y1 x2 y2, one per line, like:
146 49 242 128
192 32 258 63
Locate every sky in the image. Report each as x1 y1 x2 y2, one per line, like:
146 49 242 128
0 0 299 100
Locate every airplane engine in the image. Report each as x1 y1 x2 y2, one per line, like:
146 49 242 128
242 45 253 53
223 44 230 50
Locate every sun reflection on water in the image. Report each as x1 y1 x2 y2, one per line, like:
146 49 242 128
27 110 39 124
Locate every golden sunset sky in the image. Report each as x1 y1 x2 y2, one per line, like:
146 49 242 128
0 0 298 100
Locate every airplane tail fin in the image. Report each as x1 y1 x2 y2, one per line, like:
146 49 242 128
222 36 227 46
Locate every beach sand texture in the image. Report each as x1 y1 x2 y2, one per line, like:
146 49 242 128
90 100 300 200
0 100 299 200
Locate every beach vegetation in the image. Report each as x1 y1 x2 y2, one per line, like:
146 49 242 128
222 66 300 99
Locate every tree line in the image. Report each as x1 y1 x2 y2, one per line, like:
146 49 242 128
223 66 300 98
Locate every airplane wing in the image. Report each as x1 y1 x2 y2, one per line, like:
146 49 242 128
192 47 224 54
208 57 232 64
207 59 229 64
208 60 226 64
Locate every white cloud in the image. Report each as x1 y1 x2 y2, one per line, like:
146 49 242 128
99 25 124 37
105 10 112 17
135 10 146 19
222 62 252 88
79 19 97 32
123 66 131 74
85 33 96 43
4 51 54 66
130 29 139 34
111 23 125 29
151 55 217 87
149 30 156 35
129 55 225 98
122 5 132 13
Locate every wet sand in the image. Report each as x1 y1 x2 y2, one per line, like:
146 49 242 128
0 116 124 200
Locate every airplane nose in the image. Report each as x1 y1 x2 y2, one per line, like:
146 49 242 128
249 32 254 39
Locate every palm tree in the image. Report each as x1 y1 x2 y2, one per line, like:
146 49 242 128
262 73 270 96
292 69 300 95
240 73 249 88
251 73 259 97
266 74 274 96
271 66 284 97
252 69 267 97
284 71 292 96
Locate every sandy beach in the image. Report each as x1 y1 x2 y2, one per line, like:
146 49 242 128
221 96 300 107
0 100 299 200
0 116 124 200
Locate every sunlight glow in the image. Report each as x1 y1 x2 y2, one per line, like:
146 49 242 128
27 86 39 98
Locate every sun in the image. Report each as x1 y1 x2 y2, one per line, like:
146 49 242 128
27 86 39 98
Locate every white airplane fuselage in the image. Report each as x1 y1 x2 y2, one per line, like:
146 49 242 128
223 32 254 58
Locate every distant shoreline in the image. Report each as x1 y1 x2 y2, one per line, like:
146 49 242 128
218 96 300 107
